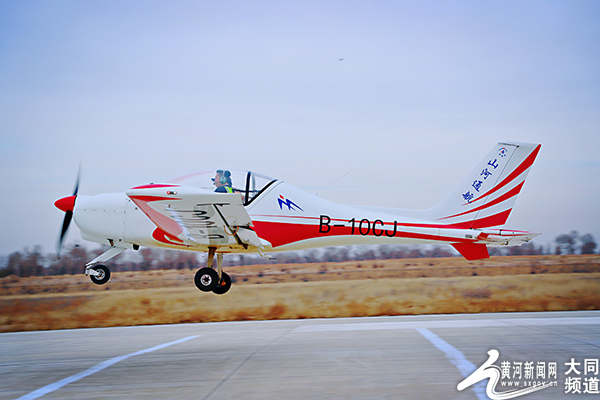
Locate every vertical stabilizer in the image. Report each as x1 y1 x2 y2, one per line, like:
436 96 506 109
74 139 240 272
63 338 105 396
428 142 541 229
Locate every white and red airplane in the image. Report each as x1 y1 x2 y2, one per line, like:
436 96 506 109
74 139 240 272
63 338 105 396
55 141 541 295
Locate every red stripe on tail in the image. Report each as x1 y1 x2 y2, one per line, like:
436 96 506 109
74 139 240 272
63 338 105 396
440 182 524 221
470 144 540 204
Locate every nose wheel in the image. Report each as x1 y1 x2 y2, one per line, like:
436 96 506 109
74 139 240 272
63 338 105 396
84 246 125 286
89 264 111 285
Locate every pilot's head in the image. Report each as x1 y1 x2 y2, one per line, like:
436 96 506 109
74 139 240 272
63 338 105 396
212 170 231 187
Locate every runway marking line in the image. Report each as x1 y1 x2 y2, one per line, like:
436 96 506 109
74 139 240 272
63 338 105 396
14 335 201 400
292 315 600 332
416 328 487 400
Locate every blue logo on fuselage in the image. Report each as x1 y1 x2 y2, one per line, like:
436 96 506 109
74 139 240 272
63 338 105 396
278 195 303 211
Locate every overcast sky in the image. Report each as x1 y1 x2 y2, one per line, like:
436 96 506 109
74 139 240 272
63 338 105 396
1 0 599 257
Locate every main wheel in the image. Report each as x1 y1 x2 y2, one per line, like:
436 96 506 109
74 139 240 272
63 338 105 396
194 267 219 292
90 264 111 285
212 272 232 295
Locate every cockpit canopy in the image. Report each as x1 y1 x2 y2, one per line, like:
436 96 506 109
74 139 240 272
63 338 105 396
169 169 278 206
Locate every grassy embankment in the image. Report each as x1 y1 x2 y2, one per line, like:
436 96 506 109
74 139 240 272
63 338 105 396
1 255 599 332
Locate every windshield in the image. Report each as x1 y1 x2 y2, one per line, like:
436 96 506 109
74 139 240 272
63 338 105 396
169 169 278 205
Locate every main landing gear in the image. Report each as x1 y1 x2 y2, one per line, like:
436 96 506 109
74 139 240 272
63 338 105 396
194 247 232 295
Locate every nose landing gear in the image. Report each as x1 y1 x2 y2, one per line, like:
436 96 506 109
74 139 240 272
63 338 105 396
89 264 111 285
85 246 127 285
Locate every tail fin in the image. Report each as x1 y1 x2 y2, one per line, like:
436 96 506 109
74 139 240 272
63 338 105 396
429 142 541 228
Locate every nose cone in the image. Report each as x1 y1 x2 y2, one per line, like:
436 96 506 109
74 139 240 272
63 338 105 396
54 195 77 212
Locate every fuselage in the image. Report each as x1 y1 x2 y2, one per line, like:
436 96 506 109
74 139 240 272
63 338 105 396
72 179 481 254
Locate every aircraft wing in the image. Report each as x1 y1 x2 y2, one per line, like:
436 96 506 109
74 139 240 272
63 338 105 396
126 184 263 249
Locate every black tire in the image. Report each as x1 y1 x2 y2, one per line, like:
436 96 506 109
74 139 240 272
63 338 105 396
212 272 232 295
194 268 219 292
90 264 111 285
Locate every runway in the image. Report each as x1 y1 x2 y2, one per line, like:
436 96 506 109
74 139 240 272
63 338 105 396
1 311 599 400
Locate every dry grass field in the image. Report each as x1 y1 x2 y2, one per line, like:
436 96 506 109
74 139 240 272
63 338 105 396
1 255 599 332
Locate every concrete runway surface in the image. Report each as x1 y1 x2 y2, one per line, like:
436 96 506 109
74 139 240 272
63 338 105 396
1 311 599 400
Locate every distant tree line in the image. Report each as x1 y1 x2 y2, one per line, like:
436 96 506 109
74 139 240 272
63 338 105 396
553 231 597 255
0 231 596 278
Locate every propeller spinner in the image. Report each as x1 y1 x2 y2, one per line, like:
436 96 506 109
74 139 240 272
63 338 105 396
55 168 80 257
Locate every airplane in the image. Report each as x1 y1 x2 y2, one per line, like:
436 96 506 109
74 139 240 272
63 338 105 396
54 141 541 295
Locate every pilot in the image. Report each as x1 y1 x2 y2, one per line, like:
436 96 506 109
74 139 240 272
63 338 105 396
213 170 233 193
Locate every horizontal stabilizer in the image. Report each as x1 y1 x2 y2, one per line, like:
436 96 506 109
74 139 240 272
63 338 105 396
475 229 541 247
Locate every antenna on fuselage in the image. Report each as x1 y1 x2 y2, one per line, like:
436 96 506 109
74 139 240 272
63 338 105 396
313 172 350 197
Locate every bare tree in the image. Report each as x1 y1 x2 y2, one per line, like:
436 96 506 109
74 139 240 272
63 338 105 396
5 246 45 277
5 250 22 277
139 248 155 271
580 233 597 254
555 231 579 255
49 245 90 275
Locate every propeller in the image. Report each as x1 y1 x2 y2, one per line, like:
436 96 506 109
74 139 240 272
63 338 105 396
55 166 80 257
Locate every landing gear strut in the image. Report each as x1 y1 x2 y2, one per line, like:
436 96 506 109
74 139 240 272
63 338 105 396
194 247 232 295
85 246 126 285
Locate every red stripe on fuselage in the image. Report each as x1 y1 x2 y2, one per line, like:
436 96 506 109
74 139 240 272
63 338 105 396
128 195 181 202
251 214 467 230
130 184 179 190
251 220 473 248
